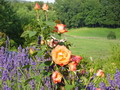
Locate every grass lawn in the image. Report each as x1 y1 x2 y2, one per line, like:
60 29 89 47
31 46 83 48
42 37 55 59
64 27 120 59
67 27 120 39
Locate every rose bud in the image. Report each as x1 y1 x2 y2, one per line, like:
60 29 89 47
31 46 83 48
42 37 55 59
96 69 105 77
81 69 86 75
29 48 35 55
90 68 94 73
41 40 45 45
52 71 63 84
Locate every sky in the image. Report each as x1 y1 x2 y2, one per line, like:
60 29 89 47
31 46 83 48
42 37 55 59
25 0 55 3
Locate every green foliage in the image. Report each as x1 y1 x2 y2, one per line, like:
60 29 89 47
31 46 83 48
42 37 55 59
111 44 120 62
0 32 6 46
0 0 24 46
54 0 120 28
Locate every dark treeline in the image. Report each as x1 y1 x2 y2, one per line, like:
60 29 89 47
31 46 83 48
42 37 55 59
54 0 120 28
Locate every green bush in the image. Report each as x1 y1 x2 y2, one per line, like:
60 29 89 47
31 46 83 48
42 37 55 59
107 31 116 39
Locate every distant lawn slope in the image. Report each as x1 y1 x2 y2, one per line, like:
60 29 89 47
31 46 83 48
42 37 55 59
64 28 120 59
67 27 120 39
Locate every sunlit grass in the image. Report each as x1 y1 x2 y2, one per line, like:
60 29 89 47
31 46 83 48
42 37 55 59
64 27 120 59
67 27 120 39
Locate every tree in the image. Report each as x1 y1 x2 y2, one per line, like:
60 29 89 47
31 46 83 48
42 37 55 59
0 0 24 45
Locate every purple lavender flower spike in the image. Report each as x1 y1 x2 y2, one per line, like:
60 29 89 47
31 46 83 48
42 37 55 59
2 70 9 81
3 85 12 90
18 45 22 53
38 36 41 45
99 82 107 90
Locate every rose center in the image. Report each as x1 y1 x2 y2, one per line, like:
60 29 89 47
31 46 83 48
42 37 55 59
58 26 64 30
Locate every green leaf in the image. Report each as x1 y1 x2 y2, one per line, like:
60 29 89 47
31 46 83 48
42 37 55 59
53 34 61 40
22 64 31 69
65 84 74 90
43 71 52 76
28 31 37 38
44 61 52 66
33 75 42 82
24 78 33 86
37 51 43 57
21 31 29 37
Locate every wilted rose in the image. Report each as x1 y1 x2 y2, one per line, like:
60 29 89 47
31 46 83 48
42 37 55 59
51 45 71 66
47 39 58 48
52 71 63 84
54 24 68 34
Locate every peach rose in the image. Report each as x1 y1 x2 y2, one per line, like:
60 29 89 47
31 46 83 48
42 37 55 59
54 24 68 34
68 62 77 71
51 45 71 66
52 71 63 84
96 69 104 77
71 55 82 64
42 3 49 11
34 3 40 10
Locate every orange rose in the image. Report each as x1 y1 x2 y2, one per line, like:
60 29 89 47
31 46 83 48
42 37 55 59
71 55 82 64
34 3 40 10
68 62 77 71
54 24 68 34
51 45 71 66
52 71 63 84
42 3 49 11
96 69 104 77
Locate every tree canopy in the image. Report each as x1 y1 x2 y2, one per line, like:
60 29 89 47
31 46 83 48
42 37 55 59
54 0 120 28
